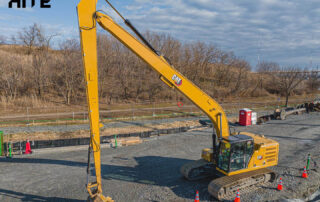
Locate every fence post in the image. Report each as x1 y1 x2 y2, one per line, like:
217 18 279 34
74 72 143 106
8 142 12 158
73 112 75 121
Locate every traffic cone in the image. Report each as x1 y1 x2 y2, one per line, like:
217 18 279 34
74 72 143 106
302 166 308 178
234 189 240 202
277 177 283 191
25 140 32 154
194 190 199 202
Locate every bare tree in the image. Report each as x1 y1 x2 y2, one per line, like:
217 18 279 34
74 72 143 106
277 67 306 106
18 23 39 54
306 71 320 93
18 23 57 54
32 50 49 97
51 39 82 104
257 61 280 73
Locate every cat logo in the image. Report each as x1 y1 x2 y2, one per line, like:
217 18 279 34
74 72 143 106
172 74 182 86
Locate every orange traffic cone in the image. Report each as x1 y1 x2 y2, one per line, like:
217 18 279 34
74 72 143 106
277 177 283 191
302 166 308 178
194 190 199 202
25 140 32 154
234 189 240 202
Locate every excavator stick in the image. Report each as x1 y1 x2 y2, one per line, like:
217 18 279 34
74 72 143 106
77 0 113 201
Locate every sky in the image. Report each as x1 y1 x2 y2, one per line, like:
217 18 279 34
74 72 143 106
0 0 319 69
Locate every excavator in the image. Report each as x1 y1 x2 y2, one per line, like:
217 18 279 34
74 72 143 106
77 0 279 201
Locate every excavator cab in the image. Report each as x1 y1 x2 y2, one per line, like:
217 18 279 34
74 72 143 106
217 135 254 173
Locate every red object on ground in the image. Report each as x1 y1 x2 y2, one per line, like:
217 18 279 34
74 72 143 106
234 189 240 202
25 140 32 154
239 108 252 126
302 166 308 178
194 190 199 202
277 177 283 191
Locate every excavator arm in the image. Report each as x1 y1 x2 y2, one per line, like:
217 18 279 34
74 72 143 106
77 0 229 201
94 12 230 139
77 1 113 202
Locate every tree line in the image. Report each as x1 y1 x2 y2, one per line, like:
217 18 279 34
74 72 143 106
0 23 318 106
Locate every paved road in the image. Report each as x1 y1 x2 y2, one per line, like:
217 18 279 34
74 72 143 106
0 112 320 201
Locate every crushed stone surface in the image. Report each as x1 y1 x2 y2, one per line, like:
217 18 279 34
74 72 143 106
0 112 319 201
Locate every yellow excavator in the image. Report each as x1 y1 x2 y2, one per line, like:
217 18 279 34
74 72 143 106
77 0 279 201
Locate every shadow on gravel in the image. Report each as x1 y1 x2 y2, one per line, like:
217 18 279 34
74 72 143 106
0 156 216 201
0 188 84 202
101 156 215 201
0 157 86 167
263 135 320 142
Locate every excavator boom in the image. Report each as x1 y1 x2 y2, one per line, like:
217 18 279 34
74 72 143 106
77 0 279 201
95 12 230 138
77 1 113 201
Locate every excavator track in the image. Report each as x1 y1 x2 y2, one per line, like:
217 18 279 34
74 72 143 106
208 168 276 200
180 159 216 181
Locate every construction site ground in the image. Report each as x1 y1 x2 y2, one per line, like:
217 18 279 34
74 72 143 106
1 112 320 201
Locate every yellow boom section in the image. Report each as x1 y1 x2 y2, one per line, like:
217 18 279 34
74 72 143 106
77 1 113 201
95 12 230 138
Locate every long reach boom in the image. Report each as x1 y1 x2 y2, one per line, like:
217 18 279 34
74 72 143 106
77 0 230 201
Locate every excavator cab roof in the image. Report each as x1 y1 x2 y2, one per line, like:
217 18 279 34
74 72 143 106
223 134 253 143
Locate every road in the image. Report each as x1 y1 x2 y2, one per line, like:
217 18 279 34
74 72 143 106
0 112 320 201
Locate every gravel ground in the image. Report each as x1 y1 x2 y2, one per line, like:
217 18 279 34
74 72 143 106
0 112 319 202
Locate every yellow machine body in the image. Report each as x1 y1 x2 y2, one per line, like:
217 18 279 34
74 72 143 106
77 0 279 200
202 132 279 176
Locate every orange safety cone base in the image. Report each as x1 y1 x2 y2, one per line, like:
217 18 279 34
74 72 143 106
277 177 283 191
302 167 308 178
234 190 240 202
194 190 199 202
302 172 308 178
25 141 32 154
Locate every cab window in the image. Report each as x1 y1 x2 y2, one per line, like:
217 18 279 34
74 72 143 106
230 141 253 172
218 141 231 172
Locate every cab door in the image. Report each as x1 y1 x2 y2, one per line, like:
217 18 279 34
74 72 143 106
229 141 253 172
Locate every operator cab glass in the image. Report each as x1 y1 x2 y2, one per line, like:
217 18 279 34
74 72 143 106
217 135 254 173
218 140 231 171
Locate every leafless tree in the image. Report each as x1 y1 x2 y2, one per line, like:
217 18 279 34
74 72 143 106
51 39 82 104
32 50 49 97
18 23 57 54
277 67 306 106
18 23 39 54
306 71 320 93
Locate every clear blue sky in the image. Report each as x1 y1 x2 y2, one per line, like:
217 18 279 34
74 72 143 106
0 0 319 69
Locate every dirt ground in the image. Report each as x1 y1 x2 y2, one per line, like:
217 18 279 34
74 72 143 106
1 119 204 142
0 112 320 201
